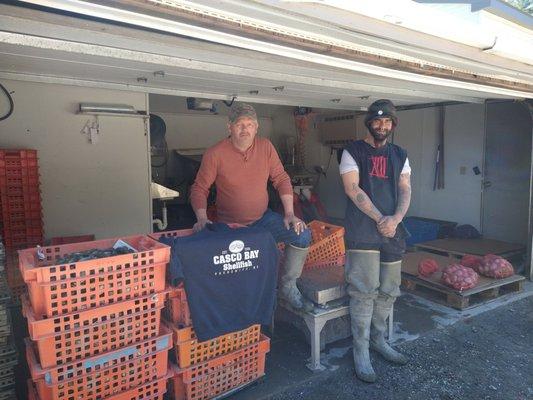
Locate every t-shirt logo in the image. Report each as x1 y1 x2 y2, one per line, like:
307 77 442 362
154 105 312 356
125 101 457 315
229 240 244 253
212 240 260 275
369 156 388 179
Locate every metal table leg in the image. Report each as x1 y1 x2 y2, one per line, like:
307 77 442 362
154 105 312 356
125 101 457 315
303 314 327 372
278 299 350 372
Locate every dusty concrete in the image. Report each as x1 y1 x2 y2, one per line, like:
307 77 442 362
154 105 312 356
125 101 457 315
233 284 533 400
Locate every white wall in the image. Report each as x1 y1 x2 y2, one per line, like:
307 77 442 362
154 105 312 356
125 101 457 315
0 79 151 239
396 104 485 228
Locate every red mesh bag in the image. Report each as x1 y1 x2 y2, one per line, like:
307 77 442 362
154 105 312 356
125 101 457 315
478 255 514 279
418 258 439 277
441 264 479 291
460 254 483 271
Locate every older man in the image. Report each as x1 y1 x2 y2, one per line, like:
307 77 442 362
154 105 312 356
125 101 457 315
190 103 313 311
340 99 411 382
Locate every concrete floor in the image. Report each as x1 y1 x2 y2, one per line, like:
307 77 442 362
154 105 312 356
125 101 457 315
232 282 533 400
11 281 532 400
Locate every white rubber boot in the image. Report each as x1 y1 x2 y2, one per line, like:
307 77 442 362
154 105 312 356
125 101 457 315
345 250 380 383
370 260 408 365
280 244 314 312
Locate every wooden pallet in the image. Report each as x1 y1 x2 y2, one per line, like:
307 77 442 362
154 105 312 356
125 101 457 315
415 238 525 259
401 251 525 310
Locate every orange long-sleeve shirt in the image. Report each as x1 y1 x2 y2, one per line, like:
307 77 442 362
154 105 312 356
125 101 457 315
190 137 293 225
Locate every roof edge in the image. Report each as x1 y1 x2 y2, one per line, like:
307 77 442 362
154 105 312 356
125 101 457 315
414 0 533 30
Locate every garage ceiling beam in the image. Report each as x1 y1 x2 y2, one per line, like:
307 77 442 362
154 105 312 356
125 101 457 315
0 71 359 110
0 31 488 105
14 0 532 99
0 11 492 101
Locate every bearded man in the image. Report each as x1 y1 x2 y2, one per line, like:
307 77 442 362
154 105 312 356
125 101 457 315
339 99 412 382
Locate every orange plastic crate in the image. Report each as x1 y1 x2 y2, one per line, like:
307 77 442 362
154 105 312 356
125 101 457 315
170 334 270 400
2 217 42 231
28 373 170 400
3 225 43 241
166 286 191 326
305 221 345 264
1 209 41 223
278 220 345 271
149 229 194 241
0 149 38 161
171 323 261 368
18 235 170 317
0 174 40 192
0 192 41 207
4 235 42 249
1 165 39 177
23 290 168 368
27 326 172 400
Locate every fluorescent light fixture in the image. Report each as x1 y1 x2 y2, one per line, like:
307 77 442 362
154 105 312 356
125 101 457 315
79 103 138 114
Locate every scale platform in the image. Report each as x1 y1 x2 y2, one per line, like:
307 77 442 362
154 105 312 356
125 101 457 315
297 265 346 305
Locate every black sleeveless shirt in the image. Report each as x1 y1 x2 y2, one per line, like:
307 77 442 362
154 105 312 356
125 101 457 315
343 140 408 245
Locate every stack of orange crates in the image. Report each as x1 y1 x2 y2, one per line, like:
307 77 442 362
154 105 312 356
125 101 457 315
0 149 43 301
19 235 173 400
150 230 270 400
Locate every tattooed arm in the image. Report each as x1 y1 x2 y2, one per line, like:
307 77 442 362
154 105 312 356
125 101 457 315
341 170 383 222
378 172 411 236
394 172 411 221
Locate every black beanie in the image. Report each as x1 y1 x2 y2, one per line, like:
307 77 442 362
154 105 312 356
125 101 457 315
364 99 398 128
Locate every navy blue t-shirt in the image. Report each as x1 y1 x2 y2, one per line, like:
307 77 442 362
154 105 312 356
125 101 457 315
161 224 279 341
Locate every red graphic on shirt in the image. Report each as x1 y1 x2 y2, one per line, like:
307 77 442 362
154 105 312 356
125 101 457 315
369 156 388 179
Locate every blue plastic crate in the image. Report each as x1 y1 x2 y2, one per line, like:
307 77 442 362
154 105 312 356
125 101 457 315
403 217 439 246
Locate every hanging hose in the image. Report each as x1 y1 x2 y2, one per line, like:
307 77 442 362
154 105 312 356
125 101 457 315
222 96 236 107
0 83 14 121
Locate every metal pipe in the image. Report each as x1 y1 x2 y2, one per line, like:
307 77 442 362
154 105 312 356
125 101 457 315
396 101 466 111
153 203 168 231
